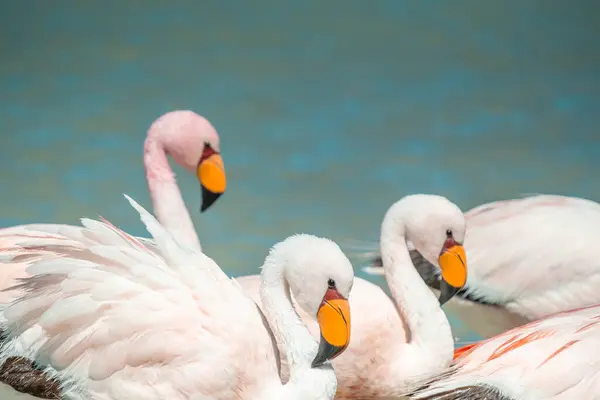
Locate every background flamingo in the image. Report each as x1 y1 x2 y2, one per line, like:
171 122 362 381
0 196 354 399
0 110 227 304
362 194 600 321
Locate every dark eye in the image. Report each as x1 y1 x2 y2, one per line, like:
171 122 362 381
199 142 216 165
446 229 453 238
327 278 335 288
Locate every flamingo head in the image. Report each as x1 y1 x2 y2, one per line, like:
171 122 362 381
269 234 354 368
401 195 468 305
149 110 227 212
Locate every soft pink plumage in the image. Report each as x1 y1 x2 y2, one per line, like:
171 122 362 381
0 197 279 399
458 195 600 319
411 305 600 399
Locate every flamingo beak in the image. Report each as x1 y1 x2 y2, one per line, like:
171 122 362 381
312 292 351 368
438 244 467 306
197 153 227 212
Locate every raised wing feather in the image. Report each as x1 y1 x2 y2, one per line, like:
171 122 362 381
0 220 166 305
0 195 277 400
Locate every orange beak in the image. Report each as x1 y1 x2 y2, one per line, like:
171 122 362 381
197 152 226 212
311 289 351 367
437 243 467 305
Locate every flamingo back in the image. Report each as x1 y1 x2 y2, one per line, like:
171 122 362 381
461 195 600 319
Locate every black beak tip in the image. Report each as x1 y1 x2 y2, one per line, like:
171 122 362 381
311 351 331 368
200 186 223 213
438 279 461 306
311 358 325 368
311 334 344 368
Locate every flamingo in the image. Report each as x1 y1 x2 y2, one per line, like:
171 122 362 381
409 304 600 399
236 194 469 399
0 195 353 400
0 109 227 304
362 194 600 321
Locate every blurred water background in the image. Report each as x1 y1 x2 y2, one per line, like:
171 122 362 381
1 0 599 343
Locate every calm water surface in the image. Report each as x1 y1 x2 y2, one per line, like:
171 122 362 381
1 0 599 345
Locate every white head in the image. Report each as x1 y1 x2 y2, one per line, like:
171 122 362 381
145 110 227 212
265 234 354 367
384 194 468 304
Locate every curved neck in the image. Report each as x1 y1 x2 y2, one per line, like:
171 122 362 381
259 258 337 399
144 139 202 252
380 206 454 377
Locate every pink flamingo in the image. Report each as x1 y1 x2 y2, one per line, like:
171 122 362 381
0 110 227 304
363 194 600 321
0 196 353 399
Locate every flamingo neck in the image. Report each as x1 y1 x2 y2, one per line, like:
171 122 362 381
259 258 337 399
379 205 454 382
144 139 202 252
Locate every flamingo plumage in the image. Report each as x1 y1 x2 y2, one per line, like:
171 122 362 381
409 304 600 399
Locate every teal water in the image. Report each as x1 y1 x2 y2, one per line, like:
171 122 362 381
1 1 599 344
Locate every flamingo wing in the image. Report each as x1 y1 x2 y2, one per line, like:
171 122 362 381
411 305 600 399
0 195 277 400
0 221 168 305
460 194 600 319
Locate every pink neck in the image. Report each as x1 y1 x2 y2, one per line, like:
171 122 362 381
144 139 202 252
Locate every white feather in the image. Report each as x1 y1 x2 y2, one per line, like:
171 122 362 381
0 195 277 400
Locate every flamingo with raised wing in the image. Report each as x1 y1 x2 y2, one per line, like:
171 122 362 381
0 195 353 400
